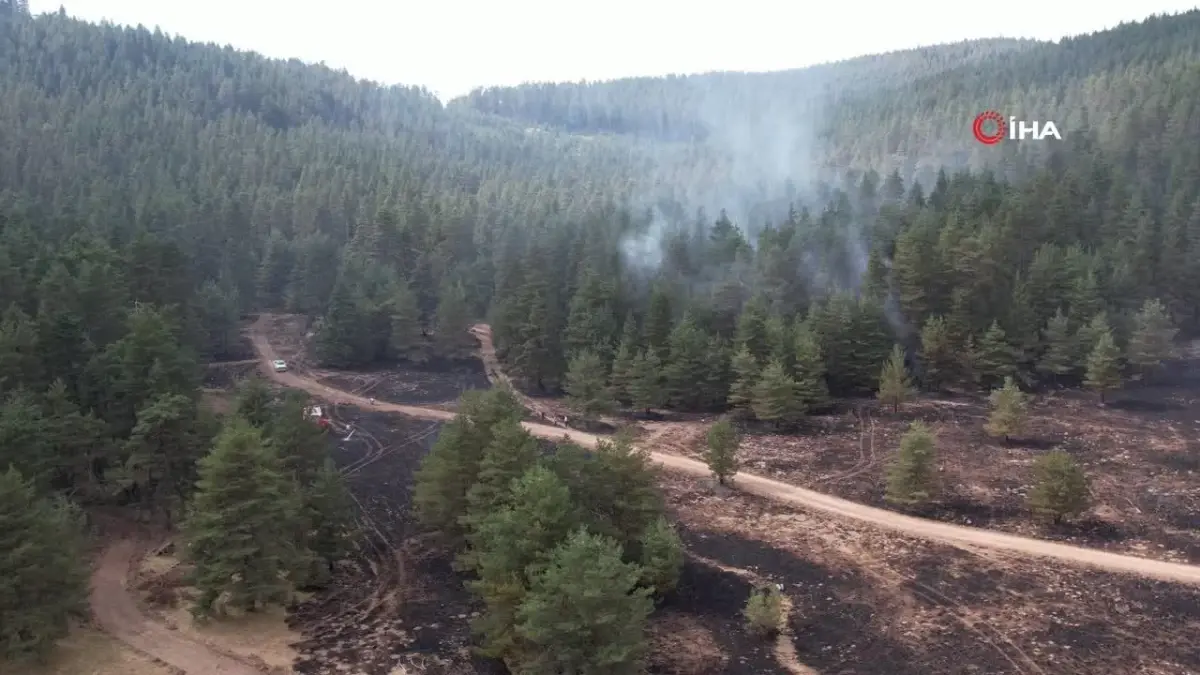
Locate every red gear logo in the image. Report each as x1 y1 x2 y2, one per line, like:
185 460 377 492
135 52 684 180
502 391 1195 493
973 111 1006 145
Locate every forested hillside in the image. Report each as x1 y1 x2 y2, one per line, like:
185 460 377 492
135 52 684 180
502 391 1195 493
457 11 1200 185
0 4 1199 665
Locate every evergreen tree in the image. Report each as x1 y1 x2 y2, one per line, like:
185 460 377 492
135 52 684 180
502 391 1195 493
300 459 355 583
918 315 956 391
608 317 639 405
434 280 473 358
1127 298 1177 374
752 360 801 428
735 296 771 363
0 467 87 661
636 517 684 598
460 420 540 534
704 417 740 485
743 585 785 638
466 466 581 661
234 376 273 428
876 344 914 414
515 528 653 675
1072 312 1110 371
727 344 759 417
1036 309 1074 382
1084 330 1123 403
885 421 937 506
388 280 423 361
1028 450 1089 524
627 349 666 414
183 418 303 616
976 321 1018 389
985 376 1028 443
564 348 615 422
265 391 329 484
792 324 830 409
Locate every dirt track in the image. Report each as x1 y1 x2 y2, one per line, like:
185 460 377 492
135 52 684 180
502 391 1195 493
91 540 261 675
249 315 1200 587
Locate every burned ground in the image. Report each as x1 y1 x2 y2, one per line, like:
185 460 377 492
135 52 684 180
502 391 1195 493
287 407 832 674
317 360 490 408
661 471 1200 675
275 401 1200 675
654 375 1200 565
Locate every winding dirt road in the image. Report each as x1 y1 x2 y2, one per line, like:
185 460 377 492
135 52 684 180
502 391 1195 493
91 540 261 675
250 316 1200 586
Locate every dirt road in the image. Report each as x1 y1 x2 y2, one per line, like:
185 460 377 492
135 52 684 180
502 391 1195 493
250 317 1200 586
91 540 261 675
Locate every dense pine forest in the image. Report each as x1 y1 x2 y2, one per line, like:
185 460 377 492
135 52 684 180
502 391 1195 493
0 3 1198 669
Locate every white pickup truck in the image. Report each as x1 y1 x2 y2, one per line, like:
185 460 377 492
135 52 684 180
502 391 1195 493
271 359 288 372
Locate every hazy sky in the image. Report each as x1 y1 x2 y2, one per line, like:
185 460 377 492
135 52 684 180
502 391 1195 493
28 0 1200 100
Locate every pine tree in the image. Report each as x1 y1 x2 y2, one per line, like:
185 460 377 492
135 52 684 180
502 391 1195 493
183 418 303 616
918 315 956 391
235 376 274 428
663 313 711 410
1127 298 1177 374
877 344 914 414
608 317 639 405
388 280 423 361
1028 450 1089 524
564 348 615 422
743 585 785 638
976 321 1018 389
704 418 740 485
434 280 473 357
752 359 801 428
637 516 685 598
515 528 653 674
1036 309 1073 383
300 459 355 584
265 391 329 484
735 296 771 362
764 313 793 369
1084 330 1122 403
727 344 759 417
0 467 87 660
792 324 830 410
985 376 1028 443
461 420 540 532
885 421 937 506
413 419 483 536
466 466 581 661
627 349 666 414
1072 311 1110 372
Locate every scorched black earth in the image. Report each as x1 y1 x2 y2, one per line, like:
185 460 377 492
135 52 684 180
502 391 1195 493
287 407 495 675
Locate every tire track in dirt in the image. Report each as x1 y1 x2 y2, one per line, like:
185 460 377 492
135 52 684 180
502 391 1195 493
91 540 262 675
248 316 1200 586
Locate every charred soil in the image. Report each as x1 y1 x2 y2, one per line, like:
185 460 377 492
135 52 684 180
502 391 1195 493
287 406 816 674
664 376 1200 564
661 471 1200 675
